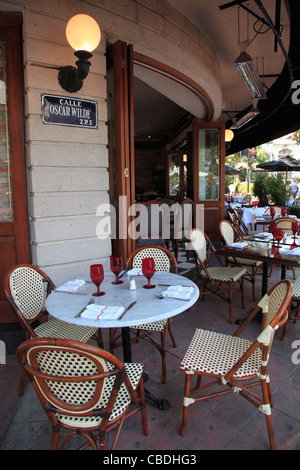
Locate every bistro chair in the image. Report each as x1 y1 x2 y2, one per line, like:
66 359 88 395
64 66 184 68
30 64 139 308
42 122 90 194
264 206 289 216
109 245 178 384
280 278 300 340
4 264 102 396
219 220 262 301
268 217 298 280
16 337 149 450
189 228 246 323
179 279 293 450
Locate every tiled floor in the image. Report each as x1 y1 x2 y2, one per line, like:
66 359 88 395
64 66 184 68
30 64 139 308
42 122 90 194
0 246 300 451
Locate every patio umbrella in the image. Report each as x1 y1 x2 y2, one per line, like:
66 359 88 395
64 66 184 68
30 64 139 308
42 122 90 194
256 156 300 181
256 156 300 172
225 165 240 175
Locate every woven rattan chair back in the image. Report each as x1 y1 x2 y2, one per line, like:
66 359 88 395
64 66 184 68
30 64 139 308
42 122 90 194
127 245 177 273
4 264 55 336
7 266 46 320
219 220 235 245
17 337 148 450
272 217 298 235
264 206 286 216
189 228 208 263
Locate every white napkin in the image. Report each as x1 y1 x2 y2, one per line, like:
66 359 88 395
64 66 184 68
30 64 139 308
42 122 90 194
81 304 124 320
255 232 272 239
56 279 85 292
280 247 300 256
228 241 248 248
127 268 144 276
161 285 193 300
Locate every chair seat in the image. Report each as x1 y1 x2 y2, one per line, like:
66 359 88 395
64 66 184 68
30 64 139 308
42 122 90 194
35 318 97 343
201 266 246 282
56 362 144 428
180 328 262 379
131 319 167 331
228 256 263 267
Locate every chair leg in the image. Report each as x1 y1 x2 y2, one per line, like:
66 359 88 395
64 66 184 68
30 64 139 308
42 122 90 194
179 372 192 436
261 376 276 450
251 267 256 301
167 319 177 348
228 283 233 323
18 368 26 396
161 330 167 384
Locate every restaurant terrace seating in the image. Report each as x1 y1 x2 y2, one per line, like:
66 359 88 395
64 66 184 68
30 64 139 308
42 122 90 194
4 264 102 396
16 337 149 450
281 277 300 340
179 279 293 450
219 219 262 301
189 228 246 323
269 217 298 280
109 245 178 383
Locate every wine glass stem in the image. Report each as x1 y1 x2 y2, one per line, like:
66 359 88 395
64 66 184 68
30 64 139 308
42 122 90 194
97 284 100 294
148 278 151 287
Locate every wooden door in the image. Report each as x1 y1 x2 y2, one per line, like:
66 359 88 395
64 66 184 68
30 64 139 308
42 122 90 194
193 121 225 241
106 41 135 262
0 14 31 323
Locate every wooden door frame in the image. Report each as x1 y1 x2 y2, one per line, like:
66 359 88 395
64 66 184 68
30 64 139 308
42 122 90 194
0 13 31 323
193 121 225 241
107 41 135 262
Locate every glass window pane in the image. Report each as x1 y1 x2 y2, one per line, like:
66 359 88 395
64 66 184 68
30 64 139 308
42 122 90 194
198 128 220 201
0 41 13 222
168 153 181 196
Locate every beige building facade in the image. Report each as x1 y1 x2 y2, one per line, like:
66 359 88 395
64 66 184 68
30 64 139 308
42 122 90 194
1 0 222 287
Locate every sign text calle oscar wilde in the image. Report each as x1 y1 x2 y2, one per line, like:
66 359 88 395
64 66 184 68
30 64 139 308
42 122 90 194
42 94 97 129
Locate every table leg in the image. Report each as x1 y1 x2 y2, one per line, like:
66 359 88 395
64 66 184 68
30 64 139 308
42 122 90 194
262 261 269 296
121 327 171 410
121 327 132 363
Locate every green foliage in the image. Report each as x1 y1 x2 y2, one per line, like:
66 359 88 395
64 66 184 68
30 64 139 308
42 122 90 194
253 173 269 206
267 174 288 206
253 173 288 206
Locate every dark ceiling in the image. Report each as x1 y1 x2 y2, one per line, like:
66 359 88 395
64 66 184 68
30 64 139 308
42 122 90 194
134 0 300 155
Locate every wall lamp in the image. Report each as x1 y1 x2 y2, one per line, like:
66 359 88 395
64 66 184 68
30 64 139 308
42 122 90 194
234 42 266 100
230 100 260 130
225 129 234 142
58 14 101 93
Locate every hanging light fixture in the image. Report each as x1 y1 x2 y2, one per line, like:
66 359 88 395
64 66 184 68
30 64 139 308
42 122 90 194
58 14 101 93
234 40 266 100
230 99 260 130
225 129 234 142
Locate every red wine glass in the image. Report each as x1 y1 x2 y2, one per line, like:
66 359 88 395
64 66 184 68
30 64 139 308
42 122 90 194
292 220 299 245
142 257 155 289
270 222 276 244
270 207 275 219
274 227 283 248
281 208 286 217
90 264 105 296
110 255 124 284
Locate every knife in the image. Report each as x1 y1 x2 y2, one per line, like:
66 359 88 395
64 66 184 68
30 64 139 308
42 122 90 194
118 266 131 280
118 301 137 320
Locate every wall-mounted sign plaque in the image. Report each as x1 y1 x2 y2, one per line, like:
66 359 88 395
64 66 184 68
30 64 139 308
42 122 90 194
41 94 97 128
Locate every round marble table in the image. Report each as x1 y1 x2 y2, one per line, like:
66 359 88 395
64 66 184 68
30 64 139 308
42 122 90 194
45 271 199 410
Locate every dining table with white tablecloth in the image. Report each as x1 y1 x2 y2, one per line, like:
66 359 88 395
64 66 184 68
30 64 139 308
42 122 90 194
241 206 269 227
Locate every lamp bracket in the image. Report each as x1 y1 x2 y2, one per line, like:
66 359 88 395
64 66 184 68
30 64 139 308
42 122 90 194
58 50 93 93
